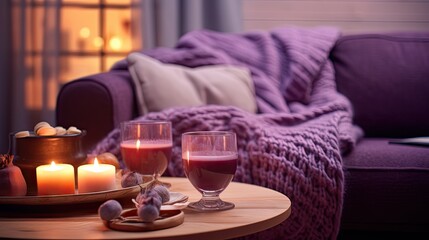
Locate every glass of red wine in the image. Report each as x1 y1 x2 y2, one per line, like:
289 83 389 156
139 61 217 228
120 120 172 186
182 131 237 211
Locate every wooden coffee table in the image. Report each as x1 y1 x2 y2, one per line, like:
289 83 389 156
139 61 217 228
0 177 291 240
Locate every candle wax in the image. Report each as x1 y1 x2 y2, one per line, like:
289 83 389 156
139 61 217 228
77 160 116 193
36 162 75 195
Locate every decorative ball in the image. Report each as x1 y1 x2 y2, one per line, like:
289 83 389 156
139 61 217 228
98 199 123 221
152 185 170 203
121 171 143 188
137 199 160 223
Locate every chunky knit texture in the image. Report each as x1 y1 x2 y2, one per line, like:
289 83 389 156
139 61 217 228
94 28 363 239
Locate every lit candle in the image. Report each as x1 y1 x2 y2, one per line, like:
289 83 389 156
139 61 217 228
77 158 116 193
36 161 75 195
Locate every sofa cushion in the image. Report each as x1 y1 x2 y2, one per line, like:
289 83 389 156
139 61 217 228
341 138 429 231
331 33 429 137
127 52 257 115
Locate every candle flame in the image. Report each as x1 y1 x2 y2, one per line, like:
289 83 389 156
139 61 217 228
136 139 140 149
94 158 99 168
48 161 61 171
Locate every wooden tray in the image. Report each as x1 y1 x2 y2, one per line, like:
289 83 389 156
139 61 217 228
103 208 184 232
0 173 144 206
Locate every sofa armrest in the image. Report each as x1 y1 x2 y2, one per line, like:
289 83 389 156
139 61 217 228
56 70 138 153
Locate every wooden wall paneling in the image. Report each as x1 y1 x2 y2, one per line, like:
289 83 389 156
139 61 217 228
242 0 429 33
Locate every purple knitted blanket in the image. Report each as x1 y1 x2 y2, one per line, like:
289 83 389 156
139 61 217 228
94 28 363 239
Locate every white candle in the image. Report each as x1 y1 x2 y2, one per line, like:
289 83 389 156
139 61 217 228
77 158 116 193
36 161 75 195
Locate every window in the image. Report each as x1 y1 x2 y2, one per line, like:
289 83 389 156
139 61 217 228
11 0 139 110
60 0 134 83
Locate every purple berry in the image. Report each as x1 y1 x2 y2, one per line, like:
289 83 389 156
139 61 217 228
137 189 162 203
146 190 163 204
137 204 160 222
152 185 170 203
136 192 162 209
98 200 123 221
121 171 143 188
145 195 162 210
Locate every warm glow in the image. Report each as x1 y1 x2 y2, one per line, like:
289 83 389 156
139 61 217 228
93 36 104 49
136 139 141 149
49 161 61 170
94 158 99 168
109 36 123 51
22 3 134 112
186 151 190 163
79 27 90 38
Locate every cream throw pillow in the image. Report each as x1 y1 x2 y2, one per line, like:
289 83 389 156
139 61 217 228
127 52 257 115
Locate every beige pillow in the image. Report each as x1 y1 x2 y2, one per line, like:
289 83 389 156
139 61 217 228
127 52 257 115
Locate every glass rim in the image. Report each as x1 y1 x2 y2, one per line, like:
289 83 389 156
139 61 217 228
182 131 235 137
121 120 172 126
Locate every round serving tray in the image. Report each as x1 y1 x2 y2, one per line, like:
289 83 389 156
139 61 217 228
0 174 145 206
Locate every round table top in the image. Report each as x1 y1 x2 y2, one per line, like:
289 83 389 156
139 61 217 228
0 177 291 240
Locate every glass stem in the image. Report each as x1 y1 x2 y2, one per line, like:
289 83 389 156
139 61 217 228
201 192 223 208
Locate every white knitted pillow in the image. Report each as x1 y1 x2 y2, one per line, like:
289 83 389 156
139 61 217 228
127 52 257 115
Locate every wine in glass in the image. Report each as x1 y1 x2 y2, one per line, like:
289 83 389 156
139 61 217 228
120 120 172 186
182 131 237 211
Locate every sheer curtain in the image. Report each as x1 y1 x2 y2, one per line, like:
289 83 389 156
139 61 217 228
0 0 61 153
0 1 12 153
0 0 243 153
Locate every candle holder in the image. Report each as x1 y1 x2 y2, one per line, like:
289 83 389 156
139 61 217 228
10 131 87 195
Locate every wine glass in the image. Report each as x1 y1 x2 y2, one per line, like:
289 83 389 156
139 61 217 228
120 120 172 186
182 131 237 211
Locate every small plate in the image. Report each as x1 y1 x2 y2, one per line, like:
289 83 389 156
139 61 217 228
164 192 188 205
161 202 189 210
103 208 184 232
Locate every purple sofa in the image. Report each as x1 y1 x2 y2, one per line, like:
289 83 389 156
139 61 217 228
330 33 429 238
56 32 429 237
